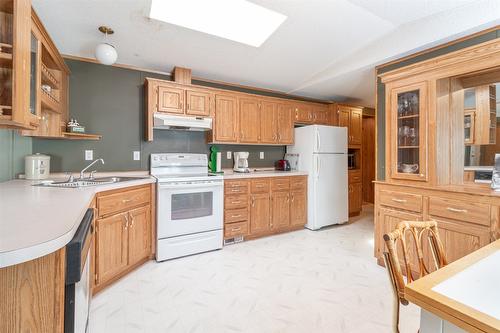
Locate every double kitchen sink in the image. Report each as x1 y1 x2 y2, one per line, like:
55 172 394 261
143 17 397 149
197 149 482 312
37 176 149 188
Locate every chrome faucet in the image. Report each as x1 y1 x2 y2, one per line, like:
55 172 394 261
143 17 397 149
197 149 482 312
80 158 105 180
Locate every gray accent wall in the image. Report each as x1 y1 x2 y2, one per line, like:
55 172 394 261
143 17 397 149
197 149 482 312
32 60 285 172
376 29 500 180
0 130 32 181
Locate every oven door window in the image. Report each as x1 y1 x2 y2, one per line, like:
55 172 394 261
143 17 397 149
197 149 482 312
171 191 213 220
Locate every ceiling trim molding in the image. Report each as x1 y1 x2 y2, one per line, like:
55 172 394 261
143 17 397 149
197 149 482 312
376 24 500 72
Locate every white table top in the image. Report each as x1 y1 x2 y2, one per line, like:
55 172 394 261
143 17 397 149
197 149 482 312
432 250 500 320
0 176 155 268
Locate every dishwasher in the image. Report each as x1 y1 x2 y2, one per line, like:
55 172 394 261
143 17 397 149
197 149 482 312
65 208 94 333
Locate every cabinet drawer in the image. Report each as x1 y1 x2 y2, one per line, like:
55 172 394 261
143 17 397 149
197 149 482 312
271 178 290 191
224 208 248 223
429 197 490 226
224 194 248 209
378 190 422 213
290 176 307 190
98 186 150 217
251 179 270 193
224 180 249 194
224 221 248 238
348 170 362 183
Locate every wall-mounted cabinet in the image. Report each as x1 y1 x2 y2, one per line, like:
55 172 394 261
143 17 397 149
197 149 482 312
145 77 329 143
336 104 362 146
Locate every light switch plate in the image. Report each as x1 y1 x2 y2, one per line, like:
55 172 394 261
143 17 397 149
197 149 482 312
260 152 264 159
85 150 93 161
227 151 232 159
133 151 140 161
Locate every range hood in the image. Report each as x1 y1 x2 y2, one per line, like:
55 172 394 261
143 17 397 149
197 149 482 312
153 113 212 131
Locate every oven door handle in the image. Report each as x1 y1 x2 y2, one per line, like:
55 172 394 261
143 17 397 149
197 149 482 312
159 182 223 190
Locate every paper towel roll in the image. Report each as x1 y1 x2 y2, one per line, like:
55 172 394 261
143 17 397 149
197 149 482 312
216 152 222 172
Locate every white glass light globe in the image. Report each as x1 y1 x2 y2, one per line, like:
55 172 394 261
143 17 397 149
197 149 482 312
95 43 117 65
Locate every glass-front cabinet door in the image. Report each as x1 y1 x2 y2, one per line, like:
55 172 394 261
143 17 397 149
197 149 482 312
390 82 428 181
28 31 41 126
464 110 475 145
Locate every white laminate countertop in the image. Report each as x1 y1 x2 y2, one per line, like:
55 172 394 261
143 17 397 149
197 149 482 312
0 175 155 268
221 169 308 179
464 166 493 171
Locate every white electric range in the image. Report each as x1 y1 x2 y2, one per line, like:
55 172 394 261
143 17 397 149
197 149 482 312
150 153 224 261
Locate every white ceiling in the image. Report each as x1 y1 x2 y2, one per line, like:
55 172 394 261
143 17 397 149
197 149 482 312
33 0 500 107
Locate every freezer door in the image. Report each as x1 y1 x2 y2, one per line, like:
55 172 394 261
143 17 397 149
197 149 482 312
307 153 348 229
314 126 348 154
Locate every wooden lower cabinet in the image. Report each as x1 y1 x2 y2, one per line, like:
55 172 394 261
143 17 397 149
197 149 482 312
348 169 363 216
250 192 271 234
271 190 290 229
375 182 496 270
96 212 129 286
94 185 154 294
224 176 307 242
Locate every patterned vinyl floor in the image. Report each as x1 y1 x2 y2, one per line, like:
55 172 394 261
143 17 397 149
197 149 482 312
89 205 420 333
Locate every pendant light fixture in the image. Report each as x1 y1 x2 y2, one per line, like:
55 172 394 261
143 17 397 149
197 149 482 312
95 26 117 65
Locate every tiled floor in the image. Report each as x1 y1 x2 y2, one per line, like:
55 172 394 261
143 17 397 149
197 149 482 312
89 205 420 333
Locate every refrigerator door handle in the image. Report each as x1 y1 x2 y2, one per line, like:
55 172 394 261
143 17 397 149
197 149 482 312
316 130 321 152
316 155 320 179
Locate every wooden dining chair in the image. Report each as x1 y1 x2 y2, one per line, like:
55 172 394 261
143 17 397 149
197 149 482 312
383 220 448 333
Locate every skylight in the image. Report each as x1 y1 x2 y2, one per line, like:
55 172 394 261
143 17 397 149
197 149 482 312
149 0 287 47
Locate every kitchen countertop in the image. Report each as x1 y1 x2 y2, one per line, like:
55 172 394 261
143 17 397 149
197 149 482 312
0 174 155 268
464 166 493 171
405 240 500 332
221 169 308 179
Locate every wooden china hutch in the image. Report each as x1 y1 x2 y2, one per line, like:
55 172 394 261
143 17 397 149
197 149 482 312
374 37 500 272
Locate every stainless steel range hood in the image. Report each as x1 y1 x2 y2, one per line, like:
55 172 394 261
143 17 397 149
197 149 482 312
153 113 212 131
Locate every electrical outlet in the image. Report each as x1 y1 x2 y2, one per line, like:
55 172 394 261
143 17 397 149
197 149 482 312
227 151 232 159
133 151 140 161
260 152 264 159
85 150 93 161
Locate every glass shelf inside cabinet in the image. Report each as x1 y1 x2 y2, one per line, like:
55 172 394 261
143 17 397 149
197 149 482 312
397 90 420 175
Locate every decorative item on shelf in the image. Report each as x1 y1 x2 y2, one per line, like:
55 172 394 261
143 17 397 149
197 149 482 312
41 84 52 94
400 163 419 174
95 26 117 65
67 118 86 133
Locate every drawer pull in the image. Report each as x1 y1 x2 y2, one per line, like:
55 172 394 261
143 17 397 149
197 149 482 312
122 199 131 203
256 184 265 188
231 214 242 218
446 207 468 213
231 201 241 204
231 227 241 232
231 189 240 192
391 198 407 203
231 184 241 188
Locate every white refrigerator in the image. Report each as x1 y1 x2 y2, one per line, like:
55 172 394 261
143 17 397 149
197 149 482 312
287 125 348 230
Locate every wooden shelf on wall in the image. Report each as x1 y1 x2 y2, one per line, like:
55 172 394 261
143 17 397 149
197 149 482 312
62 132 102 140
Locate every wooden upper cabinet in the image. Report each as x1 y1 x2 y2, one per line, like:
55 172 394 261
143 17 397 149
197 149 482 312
239 97 261 143
186 89 211 116
389 81 428 181
294 103 313 123
260 100 277 143
312 104 329 125
349 107 362 145
250 193 271 234
277 103 294 144
337 105 350 128
214 94 238 142
157 86 184 114
96 212 129 285
127 205 151 266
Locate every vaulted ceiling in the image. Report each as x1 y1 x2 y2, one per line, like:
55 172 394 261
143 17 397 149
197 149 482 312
33 0 500 107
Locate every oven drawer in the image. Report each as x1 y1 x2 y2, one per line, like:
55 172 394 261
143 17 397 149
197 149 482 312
271 178 290 191
429 197 490 226
98 186 150 217
224 180 249 194
224 221 248 238
378 190 422 213
224 208 248 223
251 179 270 193
225 194 248 209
